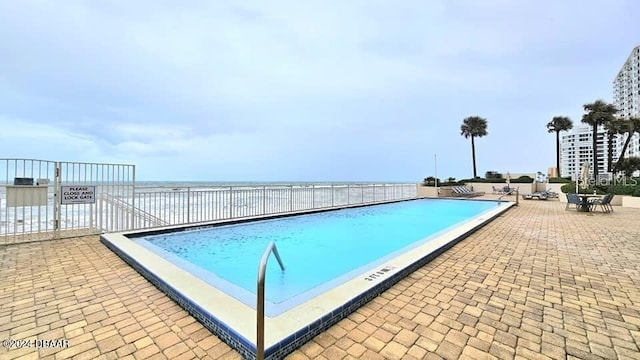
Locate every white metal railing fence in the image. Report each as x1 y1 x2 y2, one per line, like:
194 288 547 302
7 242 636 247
130 183 417 227
1 158 135 244
1 159 416 243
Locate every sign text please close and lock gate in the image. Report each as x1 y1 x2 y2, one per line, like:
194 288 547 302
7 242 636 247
61 186 96 205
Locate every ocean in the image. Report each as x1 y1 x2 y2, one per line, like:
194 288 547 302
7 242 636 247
1 182 417 238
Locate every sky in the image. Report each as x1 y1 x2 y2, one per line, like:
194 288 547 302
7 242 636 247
1 1 639 182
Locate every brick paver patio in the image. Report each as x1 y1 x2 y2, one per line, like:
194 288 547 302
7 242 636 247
1 198 640 359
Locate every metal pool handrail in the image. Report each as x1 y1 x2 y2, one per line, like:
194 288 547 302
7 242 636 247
257 241 285 360
497 189 519 205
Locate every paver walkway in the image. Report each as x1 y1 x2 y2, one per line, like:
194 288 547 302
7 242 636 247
1 198 640 359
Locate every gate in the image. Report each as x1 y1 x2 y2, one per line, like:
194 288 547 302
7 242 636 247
1 158 135 245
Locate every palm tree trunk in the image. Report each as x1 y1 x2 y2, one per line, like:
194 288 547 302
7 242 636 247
613 132 634 173
607 132 614 172
471 136 477 178
592 125 599 180
556 131 561 177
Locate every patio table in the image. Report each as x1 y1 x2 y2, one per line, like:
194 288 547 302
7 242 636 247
576 194 601 212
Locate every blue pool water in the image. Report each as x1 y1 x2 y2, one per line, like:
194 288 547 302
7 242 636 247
135 199 498 311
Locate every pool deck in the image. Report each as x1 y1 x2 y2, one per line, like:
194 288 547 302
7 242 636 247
1 196 640 359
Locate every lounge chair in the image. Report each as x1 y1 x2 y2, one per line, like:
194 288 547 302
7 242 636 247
450 186 463 197
565 193 581 211
522 192 548 200
502 186 518 195
451 186 469 197
492 186 504 195
589 194 614 213
464 186 485 196
544 189 559 198
452 186 485 197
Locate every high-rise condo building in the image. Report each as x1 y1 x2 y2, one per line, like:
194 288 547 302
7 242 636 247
613 45 640 160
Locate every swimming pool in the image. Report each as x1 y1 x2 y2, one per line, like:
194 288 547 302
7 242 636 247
101 198 514 359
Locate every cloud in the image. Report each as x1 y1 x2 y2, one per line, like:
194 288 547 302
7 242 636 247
0 115 106 161
0 0 638 180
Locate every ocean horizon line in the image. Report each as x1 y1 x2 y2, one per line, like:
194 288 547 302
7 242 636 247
133 180 417 189
135 180 416 184
0 180 418 188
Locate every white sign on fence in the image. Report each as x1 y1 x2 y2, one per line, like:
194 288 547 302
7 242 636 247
61 186 96 205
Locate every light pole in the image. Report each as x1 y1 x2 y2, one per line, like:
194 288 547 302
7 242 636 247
435 154 439 197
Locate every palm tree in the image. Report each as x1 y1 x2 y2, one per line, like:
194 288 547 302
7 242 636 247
546 116 573 177
581 100 618 180
460 116 488 178
612 117 640 174
613 157 640 177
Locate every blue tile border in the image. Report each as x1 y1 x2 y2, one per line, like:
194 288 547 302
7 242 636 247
261 202 512 359
100 237 258 358
101 200 513 360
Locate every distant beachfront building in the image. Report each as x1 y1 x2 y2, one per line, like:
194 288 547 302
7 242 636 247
560 125 609 179
613 45 640 162
561 45 640 179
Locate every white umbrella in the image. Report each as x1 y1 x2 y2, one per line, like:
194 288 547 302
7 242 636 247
579 162 590 191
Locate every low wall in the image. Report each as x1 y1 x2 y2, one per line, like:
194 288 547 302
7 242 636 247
419 182 640 207
538 183 565 194
416 185 438 197
622 196 640 208
464 182 536 194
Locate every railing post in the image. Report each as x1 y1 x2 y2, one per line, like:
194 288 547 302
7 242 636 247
347 184 350 205
312 185 315 209
228 186 233 219
289 186 293 212
186 187 191 223
53 162 61 238
331 184 334 207
131 165 136 229
262 186 266 215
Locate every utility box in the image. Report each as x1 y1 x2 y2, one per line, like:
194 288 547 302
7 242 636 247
6 185 48 207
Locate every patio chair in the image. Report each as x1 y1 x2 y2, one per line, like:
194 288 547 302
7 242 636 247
503 186 518 195
565 193 581 211
492 186 504 195
589 194 614 213
544 189 559 198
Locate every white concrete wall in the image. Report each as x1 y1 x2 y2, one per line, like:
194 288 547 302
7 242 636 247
622 196 640 208
416 185 438 198
464 182 536 194
544 183 568 194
